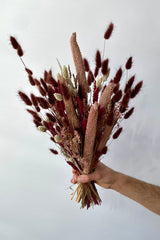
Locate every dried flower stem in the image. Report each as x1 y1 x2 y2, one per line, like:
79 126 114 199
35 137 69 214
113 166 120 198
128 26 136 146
99 82 115 110
70 32 88 101
83 102 98 174
60 76 80 130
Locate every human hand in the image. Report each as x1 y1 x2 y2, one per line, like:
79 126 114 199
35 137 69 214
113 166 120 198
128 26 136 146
71 161 119 189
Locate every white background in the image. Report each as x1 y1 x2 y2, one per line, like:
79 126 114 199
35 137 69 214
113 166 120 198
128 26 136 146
0 0 160 239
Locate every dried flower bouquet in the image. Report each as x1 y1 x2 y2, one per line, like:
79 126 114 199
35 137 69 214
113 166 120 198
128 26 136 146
10 23 143 209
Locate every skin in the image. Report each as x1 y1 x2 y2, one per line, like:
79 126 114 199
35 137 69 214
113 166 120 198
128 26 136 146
71 162 160 215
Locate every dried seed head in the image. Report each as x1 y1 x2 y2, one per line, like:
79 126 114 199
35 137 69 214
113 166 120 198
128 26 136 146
10 36 19 49
30 93 38 106
95 50 101 68
34 79 40 86
131 81 143 98
46 113 56 122
112 89 122 102
121 89 131 108
124 107 134 119
102 69 110 82
18 91 32 106
120 106 126 113
33 114 41 123
62 65 69 79
33 120 41 127
104 22 114 39
114 68 122 84
44 70 48 81
28 75 35 86
38 126 47 132
40 78 48 92
48 86 55 105
26 109 37 116
54 135 62 143
113 127 122 139
35 106 40 112
94 66 99 78
17 45 23 57
57 73 61 81
38 85 46 96
25 68 33 75
125 57 133 70
37 97 49 109
50 149 58 155
96 77 102 88
42 121 49 130
87 71 94 85
54 93 63 101
124 75 135 93
26 109 41 122
101 59 109 75
46 74 58 87
83 58 90 72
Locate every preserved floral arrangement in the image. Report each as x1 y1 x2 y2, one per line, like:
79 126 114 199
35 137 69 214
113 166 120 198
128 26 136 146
10 23 143 209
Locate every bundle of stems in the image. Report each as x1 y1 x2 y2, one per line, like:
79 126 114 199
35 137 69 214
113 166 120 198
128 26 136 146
10 22 143 209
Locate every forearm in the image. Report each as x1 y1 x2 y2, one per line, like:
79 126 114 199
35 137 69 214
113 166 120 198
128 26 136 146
112 172 160 215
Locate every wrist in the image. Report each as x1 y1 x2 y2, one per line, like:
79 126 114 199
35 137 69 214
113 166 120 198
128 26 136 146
110 171 124 191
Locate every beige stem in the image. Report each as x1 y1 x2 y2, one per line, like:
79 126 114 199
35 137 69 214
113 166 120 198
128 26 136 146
70 32 88 100
83 102 98 174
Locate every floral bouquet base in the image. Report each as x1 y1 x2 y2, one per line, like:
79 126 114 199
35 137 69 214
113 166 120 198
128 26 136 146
10 22 142 209
71 182 101 209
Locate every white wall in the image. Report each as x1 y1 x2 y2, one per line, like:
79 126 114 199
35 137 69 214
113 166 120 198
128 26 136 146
0 0 160 239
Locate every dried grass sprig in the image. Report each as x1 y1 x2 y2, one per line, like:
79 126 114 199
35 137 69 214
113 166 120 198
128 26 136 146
83 58 90 72
70 33 88 101
87 71 94 85
113 68 122 84
28 75 35 86
10 36 19 49
113 127 122 139
50 149 58 155
83 102 98 174
125 57 133 70
131 81 143 98
104 23 114 39
95 50 101 68
30 93 38 106
37 97 49 109
124 75 135 93
18 91 32 106
101 59 108 75
99 82 114 109
124 107 134 119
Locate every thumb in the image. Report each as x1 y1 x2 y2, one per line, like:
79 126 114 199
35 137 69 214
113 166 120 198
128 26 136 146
77 172 96 183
